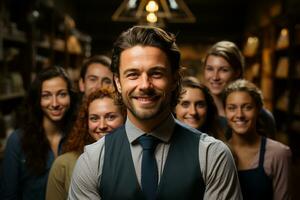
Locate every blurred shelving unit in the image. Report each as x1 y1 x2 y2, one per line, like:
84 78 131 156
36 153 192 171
0 0 91 150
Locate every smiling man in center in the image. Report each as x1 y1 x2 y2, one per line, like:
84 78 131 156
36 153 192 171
69 25 242 200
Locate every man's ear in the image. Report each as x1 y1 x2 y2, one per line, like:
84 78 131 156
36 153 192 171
114 75 122 93
79 78 85 92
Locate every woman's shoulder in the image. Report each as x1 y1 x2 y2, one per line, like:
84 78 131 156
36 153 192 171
7 129 22 141
53 152 79 167
265 138 291 159
5 129 23 150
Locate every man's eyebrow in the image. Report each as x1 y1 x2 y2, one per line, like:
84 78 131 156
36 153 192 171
122 65 168 75
148 66 168 72
101 77 112 82
122 68 139 75
102 77 112 80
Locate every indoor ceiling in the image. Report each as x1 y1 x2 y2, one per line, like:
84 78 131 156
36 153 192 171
69 0 248 53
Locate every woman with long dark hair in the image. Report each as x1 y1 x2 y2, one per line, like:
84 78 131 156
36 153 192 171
0 67 77 200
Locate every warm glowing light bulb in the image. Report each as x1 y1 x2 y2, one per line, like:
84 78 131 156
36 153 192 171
248 36 259 44
146 1 159 12
147 12 158 23
281 28 289 36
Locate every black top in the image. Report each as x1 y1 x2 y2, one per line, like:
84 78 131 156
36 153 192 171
238 137 273 200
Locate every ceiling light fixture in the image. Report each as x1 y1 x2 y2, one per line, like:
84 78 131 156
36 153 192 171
112 0 196 26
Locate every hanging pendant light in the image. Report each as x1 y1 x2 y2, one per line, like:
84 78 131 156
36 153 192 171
112 0 196 26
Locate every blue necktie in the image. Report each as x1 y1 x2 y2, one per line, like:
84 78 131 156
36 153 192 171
138 135 159 200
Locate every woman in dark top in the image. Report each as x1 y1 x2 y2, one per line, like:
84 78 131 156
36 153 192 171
223 79 291 200
0 67 77 200
175 76 224 140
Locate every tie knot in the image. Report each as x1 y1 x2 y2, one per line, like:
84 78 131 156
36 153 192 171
138 135 159 150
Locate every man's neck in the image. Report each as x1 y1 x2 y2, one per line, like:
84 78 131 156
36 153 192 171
128 111 171 133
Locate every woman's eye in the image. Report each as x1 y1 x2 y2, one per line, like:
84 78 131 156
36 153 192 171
106 114 117 121
58 92 68 97
89 116 98 122
41 93 51 99
205 66 214 71
226 106 236 111
181 101 190 108
196 102 206 108
244 105 254 111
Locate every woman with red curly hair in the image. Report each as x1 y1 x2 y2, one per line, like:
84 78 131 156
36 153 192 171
46 88 126 200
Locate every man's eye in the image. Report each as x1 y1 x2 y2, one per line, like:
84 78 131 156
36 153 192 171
88 77 97 82
151 71 163 78
126 73 138 79
103 78 112 85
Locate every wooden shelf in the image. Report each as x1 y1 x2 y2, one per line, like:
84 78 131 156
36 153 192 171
0 92 25 101
2 33 27 44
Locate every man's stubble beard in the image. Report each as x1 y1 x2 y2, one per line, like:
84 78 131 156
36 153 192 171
123 91 171 121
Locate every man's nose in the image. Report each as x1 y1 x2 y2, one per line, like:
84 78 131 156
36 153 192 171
140 74 152 89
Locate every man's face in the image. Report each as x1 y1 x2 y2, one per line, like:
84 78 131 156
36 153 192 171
114 45 175 130
79 63 113 96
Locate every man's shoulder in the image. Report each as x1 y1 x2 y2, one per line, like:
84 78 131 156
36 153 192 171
84 126 126 156
175 119 201 135
83 137 105 157
105 125 126 139
175 120 219 142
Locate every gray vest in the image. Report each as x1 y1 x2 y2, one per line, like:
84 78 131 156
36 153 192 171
99 122 205 199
